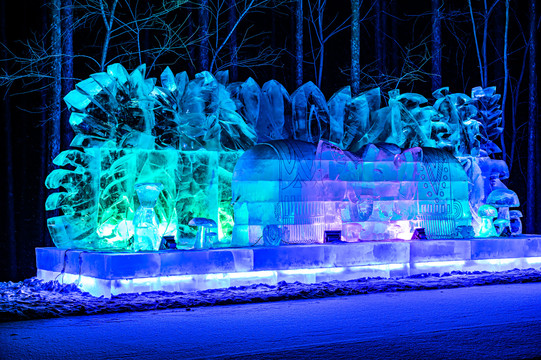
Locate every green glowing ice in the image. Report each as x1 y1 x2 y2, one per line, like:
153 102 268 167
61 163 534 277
46 64 252 251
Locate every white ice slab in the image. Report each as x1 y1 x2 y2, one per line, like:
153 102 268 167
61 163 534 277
36 235 541 297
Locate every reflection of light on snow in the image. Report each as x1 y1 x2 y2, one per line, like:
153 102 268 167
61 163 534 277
166 275 194 282
352 263 405 271
525 257 541 265
41 254 541 298
281 268 326 275
280 267 345 275
415 260 466 268
79 276 104 295
133 278 155 286
228 271 275 279
484 258 517 266
117 279 132 287
206 273 225 280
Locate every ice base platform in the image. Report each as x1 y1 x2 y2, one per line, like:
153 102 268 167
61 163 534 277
36 235 541 297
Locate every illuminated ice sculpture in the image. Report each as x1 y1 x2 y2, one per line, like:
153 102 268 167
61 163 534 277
45 64 251 251
232 140 473 245
45 63 521 252
133 183 164 251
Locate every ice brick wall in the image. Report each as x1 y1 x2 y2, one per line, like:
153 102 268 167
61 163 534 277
232 140 472 245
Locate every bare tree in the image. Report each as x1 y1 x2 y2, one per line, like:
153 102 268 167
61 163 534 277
500 0 509 160
351 0 360 96
351 0 373 96
358 37 433 96
0 1 195 87
98 0 118 71
62 0 74 149
467 0 501 88
526 0 537 233
201 0 287 74
50 0 61 176
199 0 210 70
295 0 302 87
306 0 350 89
374 0 386 78
431 0 442 92
0 0 16 280
228 0 238 81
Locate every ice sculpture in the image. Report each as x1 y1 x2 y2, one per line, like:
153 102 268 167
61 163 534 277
510 210 523 235
46 62 521 252
256 80 292 142
486 188 520 236
227 77 261 128
327 86 350 145
189 218 218 249
46 64 254 251
477 204 498 237
341 88 378 150
232 139 472 246
470 86 504 155
133 183 164 251
291 82 331 143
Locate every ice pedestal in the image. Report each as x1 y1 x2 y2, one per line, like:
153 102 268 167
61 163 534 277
36 235 541 297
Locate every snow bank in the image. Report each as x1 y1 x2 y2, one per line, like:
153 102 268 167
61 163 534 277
1 268 540 322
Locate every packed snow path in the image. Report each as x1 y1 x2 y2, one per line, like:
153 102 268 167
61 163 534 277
1 283 540 359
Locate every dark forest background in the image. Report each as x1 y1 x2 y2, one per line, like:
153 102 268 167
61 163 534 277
0 0 539 281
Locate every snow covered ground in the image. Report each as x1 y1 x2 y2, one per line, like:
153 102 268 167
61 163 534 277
1 268 540 322
1 282 540 359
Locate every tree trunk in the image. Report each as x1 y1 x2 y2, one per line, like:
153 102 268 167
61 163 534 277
99 0 118 71
316 2 324 89
142 3 151 65
39 0 50 249
500 0 508 161
468 0 485 87
526 0 537 233
389 0 398 75
50 0 61 175
61 0 74 149
295 0 303 88
187 6 196 76
482 0 488 87
375 0 385 78
351 0 360 96
41 79 50 248
199 0 209 71
0 0 16 280
431 0 442 92
228 0 238 81
271 5 277 80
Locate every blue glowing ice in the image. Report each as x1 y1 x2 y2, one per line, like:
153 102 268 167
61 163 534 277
232 140 472 245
